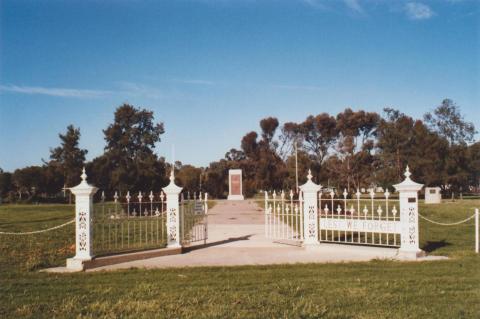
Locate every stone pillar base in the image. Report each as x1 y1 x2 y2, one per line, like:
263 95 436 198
66 258 90 271
228 195 244 200
396 249 426 260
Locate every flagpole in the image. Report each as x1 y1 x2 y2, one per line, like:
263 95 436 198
295 139 299 194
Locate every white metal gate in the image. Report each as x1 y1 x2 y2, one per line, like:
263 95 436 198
318 189 401 247
264 190 303 245
180 192 208 246
263 167 424 255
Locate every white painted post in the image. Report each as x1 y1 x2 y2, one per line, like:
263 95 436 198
162 169 183 248
204 192 209 215
475 208 479 254
299 169 322 247
394 166 425 259
66 168 98 271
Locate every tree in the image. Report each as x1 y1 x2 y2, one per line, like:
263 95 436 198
49 125 88 187
203 160 229 198
241 132 259 160
104 104 165 158
444 144 470 196
376 108 417 183
176 164 202 194
424 99 476 145
259 117 279 149
301 114 337 166
225 148 245 162
12 166 45 200
408 121 449 188
376 108 450 188
96 104 166 192
335 109 380 190
280 114 337 179
468 142 480 190
0 168 12 201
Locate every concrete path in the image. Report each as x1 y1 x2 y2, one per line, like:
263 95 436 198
87 199 427 272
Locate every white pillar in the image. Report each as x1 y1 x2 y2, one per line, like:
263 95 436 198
162 169 183 248
66 168 98 271
299 170 322 247
394 166 425 259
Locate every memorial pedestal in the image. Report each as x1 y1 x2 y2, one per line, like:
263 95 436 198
228 169 244 200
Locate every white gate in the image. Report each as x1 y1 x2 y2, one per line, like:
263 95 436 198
264 190 303 245
264 167 424 258
180 192 208 246
318 189 401 247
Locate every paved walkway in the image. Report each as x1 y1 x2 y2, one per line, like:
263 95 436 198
87 200 429 272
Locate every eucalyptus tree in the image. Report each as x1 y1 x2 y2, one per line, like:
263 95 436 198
280 114 337 185
335 109 380 190
424 99 476 146
376 108 416 183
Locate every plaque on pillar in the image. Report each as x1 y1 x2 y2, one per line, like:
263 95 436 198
228 169 244 200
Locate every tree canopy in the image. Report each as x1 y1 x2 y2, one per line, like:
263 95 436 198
1 99 478 202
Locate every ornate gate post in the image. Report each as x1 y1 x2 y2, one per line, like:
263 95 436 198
394 166 425 259
299 170 322 247
162 169 183 248
67 168 98 271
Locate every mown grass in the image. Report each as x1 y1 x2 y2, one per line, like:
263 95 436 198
0 200 479 318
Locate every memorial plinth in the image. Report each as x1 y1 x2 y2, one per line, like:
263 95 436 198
228 169 244 200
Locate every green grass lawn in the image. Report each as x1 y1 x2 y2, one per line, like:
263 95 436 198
0 200 479 318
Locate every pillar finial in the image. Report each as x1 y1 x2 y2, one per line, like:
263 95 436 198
404 165 411 179
307 169 312 181
170 167 175 182
81 167 87 182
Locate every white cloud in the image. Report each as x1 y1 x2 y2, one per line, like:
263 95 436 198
117 82 163 99
0 84 112 98
344 0 364 14
405 2 435 20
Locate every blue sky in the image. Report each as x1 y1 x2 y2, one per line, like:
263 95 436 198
0 0 479 172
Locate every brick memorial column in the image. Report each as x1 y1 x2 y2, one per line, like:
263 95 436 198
228 169 244 200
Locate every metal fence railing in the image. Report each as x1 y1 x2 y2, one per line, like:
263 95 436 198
92 191 168 256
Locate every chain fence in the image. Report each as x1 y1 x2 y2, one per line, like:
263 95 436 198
0 219 75 235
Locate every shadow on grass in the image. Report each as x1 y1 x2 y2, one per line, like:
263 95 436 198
422 240 451 253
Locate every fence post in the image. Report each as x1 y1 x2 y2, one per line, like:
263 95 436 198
299 170 322 247
66 168 98 271
162 169 183 248
393 166 425 259
475 208 479 254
